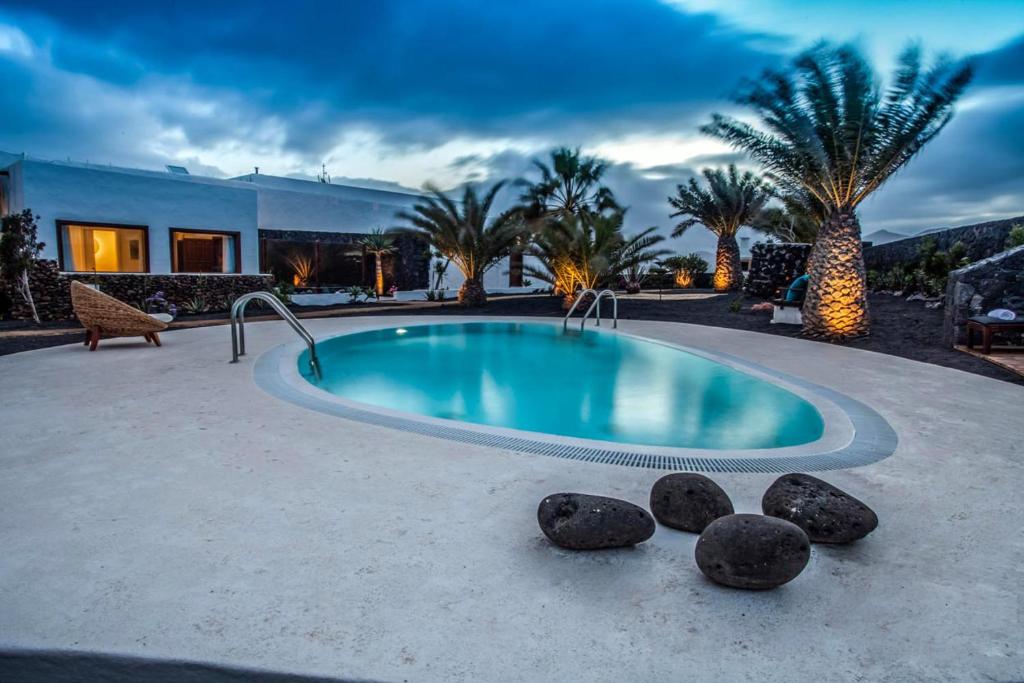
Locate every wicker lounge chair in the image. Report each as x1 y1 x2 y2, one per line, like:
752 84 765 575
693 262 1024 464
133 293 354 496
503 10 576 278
70 280 169 351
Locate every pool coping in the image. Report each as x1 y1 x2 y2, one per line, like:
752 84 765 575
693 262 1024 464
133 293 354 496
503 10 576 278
253 319 898 473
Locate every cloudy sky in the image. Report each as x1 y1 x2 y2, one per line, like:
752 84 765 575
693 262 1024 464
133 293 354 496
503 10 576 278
1 0 1022 253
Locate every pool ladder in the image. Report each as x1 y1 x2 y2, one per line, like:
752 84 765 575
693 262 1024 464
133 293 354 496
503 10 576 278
563 288 618 331
229 291 321 378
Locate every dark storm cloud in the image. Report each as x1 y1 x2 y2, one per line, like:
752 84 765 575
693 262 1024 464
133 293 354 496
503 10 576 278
0 0 782 152
0 2 1021 236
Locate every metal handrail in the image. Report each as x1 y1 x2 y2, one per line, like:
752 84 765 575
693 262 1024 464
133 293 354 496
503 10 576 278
562 288 618 331
230 292 320 377
579 289 618 330
563 288 598 330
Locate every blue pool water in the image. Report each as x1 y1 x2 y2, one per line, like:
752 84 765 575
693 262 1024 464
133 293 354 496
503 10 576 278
300 322 824 450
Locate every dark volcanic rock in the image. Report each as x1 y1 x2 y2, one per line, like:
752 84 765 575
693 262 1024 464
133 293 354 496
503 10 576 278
649 473 734 533
537 493 655 550
695 514 810 590
761 473 878 544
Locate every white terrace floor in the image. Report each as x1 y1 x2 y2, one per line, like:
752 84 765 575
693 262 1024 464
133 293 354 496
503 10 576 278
1 316 1022 682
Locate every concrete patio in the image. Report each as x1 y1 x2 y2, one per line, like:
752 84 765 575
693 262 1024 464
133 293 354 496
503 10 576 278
1 316 1021 682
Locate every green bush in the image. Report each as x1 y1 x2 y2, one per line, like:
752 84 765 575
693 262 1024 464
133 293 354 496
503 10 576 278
1006 224 1024 249
870 238 970 297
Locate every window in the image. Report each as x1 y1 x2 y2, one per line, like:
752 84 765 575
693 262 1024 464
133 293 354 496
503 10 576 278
170 229 240 273
59 222 148 273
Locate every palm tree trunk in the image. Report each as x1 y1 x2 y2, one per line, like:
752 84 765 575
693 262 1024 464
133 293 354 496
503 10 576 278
508 248 523 287
713 235 743 291
374 253 384 297
801 211 870 339
458 277 487 306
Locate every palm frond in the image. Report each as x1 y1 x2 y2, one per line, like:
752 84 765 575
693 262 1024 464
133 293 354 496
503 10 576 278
702 42 973 213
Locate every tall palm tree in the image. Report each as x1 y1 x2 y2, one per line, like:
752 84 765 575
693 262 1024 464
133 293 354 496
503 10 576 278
526 211 667 308
668 165 772 291
702 42 972 338
519 147 619 221
393 182 525 306
359 228 395 297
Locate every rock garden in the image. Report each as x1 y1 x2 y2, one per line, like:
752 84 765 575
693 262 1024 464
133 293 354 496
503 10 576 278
538 472 878 590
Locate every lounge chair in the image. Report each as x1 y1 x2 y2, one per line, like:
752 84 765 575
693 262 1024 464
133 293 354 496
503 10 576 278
70 280 170 351
771 274 808 325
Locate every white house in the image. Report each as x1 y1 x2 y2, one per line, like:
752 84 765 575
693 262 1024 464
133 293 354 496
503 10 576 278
0 151 527 294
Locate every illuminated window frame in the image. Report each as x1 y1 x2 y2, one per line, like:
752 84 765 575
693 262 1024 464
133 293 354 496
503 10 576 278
56 220 151 273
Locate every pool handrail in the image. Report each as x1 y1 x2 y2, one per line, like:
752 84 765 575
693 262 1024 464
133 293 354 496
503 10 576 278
563 288 597 330
563 288 618 331
229 291 321 378
580 289 618 330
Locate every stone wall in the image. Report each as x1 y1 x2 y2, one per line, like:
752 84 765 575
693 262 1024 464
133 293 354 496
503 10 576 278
744 243 812 299
259 229 430 291
2 259 273 321
942 244 1024 345
865 216 1022 272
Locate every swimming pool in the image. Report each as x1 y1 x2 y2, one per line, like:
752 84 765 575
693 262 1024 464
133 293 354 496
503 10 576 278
299 322 825 450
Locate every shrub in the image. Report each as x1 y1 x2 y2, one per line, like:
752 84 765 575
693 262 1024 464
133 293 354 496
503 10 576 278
661 253 709 288
1006 224 1024 249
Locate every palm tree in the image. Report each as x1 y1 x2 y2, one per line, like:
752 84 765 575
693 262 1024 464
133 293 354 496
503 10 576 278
519 147 619 221
668 165 772 291
702 42 972 338
359 228 395 297
393 182 525 306
526 211 667 308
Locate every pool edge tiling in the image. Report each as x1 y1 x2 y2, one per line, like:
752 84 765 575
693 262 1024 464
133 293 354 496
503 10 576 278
253 322 897 473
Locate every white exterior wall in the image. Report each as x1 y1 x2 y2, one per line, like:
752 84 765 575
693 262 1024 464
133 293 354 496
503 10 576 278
12 160 259 274
435 254 542 292
0 153 533 288
234 174 420 234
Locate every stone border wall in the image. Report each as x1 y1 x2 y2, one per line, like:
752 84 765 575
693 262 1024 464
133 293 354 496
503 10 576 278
2 259 273 321
744 243 812 299
865 216 1022 272
943 244 1024 345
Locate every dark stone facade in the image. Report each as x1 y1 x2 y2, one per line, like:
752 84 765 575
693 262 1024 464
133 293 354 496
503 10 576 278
259 229 430 291
2 259 273 321
943 244 1024 345
865 216 1023 272
744 242 812 299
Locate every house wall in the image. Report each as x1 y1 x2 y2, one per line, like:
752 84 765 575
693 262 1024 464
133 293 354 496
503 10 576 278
14 160 260 274
437 254 544 292
234 174 421 235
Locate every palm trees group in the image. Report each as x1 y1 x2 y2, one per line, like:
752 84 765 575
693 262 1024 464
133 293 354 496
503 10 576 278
392 43 970 333
395 147 667 308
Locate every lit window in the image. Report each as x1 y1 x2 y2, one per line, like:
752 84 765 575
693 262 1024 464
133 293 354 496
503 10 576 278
170 230 240 273
60 222 148 273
